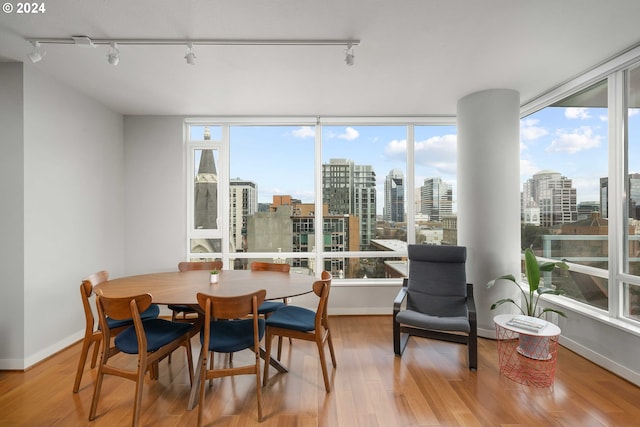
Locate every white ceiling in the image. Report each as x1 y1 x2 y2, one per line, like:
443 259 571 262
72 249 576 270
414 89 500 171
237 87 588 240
1 0 640 117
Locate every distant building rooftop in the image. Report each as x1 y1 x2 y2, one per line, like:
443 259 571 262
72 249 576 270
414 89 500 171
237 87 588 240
370 239 407 252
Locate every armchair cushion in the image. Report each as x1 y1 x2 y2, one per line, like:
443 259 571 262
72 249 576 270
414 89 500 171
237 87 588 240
395 310 470 333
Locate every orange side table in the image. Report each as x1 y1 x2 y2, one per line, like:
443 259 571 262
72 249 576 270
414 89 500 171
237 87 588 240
493 314 561 387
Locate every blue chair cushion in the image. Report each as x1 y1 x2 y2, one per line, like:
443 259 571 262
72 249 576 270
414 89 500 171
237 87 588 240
257 301 285 315
201 318 265 353
265 305 316 332
115 318 193 354
167 304 198 314
105 303 160 330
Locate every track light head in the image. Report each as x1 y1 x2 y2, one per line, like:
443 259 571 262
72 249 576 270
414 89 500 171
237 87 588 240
184 42 196 65
27 41 45 63
107 42 119 66
345 43 354 66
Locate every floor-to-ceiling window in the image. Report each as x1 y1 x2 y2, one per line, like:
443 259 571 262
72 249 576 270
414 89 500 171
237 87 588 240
520 80 609 311
185 119 457 280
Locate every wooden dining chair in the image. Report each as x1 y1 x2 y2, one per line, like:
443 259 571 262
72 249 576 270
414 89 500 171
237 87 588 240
250 261 290 358
168 261 224 323
89 293 194 427
262 271 336 392
195 289 266 426
73 270 160 393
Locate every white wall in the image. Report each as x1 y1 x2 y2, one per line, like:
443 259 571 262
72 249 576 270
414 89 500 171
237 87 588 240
0 64 125 369
123 116 186 275
0 63 25 366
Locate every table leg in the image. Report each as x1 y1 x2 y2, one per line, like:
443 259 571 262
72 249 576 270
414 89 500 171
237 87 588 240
260 347 288 373
187 346 206 410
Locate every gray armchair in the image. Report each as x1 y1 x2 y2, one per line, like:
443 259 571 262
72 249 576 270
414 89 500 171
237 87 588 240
393 244 477 370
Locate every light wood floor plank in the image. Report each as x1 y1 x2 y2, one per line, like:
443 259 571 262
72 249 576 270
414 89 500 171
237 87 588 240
1 315 639 426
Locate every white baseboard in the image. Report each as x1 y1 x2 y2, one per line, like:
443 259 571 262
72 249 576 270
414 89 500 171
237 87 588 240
559 335 640 387
0 330 83 370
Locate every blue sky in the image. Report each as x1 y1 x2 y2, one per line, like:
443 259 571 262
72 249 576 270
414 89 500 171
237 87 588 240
191 109 639 213
227 124 457 212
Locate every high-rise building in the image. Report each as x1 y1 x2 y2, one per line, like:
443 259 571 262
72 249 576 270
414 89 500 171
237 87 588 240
600 173 640 219
577 201 600 221
384 169 405 223
229 179 257 252
322 158 376 250
522 170 577 227
420 178 452 222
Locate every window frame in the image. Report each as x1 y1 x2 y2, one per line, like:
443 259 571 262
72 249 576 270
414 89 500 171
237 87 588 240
185 116 456 281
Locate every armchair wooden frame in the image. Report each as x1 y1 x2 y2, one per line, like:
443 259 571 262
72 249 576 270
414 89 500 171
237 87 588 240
393 280 477 370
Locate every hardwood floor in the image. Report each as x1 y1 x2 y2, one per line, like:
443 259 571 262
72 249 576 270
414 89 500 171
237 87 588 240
1 315 639 427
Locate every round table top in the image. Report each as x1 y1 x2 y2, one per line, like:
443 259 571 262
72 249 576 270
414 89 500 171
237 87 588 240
493 313 561 337
94 269 315 305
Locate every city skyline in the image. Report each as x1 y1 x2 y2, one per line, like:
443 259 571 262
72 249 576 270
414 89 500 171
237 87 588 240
190 105 640 215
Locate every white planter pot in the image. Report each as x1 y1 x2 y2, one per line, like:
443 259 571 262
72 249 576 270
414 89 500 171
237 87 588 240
209 274 219 284
517 334 551 360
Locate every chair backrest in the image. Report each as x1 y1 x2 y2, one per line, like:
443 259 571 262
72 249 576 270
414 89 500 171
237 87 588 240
80 270 109 332
406 245 468 318
178 260 223 272
312 271 333 330
197 289 266 321
96 293 153 353
250 261 290 273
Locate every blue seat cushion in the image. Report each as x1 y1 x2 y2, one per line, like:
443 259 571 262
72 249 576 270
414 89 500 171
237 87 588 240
167 304 198 314
265 305 316 332
105 303 160 330
115 318 193 354
257 301 285 315
201 318 265 353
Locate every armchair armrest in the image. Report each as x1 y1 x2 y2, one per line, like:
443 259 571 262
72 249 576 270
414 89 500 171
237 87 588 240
466 283 476 322
393 278 409 315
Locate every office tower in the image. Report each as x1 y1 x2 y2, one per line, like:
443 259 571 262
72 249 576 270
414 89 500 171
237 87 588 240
384 169 405 222
322 158 376 250
600 173 640 219
229 179 257 252
522 170 577 227
577 201 600 221
420 178 452 222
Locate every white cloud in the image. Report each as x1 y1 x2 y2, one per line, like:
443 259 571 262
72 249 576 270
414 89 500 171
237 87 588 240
291 126 315 138
414 134 458 175
338 126 359 141
520 158 539 180
521 118 548 141
565 107 591 120
546 126 602 154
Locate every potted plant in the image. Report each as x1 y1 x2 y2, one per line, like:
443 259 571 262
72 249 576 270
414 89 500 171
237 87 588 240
487 247 569 359
209 269 219 284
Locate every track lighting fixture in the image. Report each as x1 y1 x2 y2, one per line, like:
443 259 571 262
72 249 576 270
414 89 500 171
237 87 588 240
345 43 354 66
107 42 119 66
27 41 45 63
24 36 361 65
184 42 196 65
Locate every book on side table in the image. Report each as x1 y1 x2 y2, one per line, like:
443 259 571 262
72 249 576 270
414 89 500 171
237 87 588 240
506 315 547 333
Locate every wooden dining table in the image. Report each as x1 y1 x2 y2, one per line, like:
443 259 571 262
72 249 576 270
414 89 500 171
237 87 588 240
94 269 314 305
94 268 316 410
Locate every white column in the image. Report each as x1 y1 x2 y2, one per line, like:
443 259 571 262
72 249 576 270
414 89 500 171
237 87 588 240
457 89 521 338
